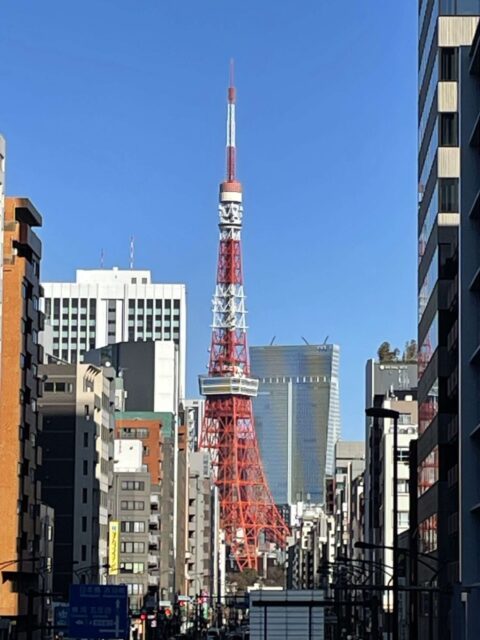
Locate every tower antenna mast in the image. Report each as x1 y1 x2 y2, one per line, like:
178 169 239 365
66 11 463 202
199 64 289 571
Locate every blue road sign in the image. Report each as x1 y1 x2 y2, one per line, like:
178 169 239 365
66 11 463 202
53 603 69 628
68 585 128 639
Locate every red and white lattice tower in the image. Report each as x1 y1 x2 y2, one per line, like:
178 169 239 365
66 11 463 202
199 71 289 571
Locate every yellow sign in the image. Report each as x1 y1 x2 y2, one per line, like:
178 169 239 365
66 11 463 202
109 521 120 575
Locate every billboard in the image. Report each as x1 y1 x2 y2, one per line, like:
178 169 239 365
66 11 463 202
108 520 120 575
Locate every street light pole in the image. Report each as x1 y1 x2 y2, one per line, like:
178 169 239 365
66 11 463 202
366 407 400 640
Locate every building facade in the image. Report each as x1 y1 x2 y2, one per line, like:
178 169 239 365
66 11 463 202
38 362 115 598
333 441 365 558
186 451 214 599
250 344 341 505
110 440 159 613
0 197 44 635
417 4 480 637
41 269 186 397
85 340 180 414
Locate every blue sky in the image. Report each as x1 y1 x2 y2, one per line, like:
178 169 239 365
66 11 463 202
0 1 418 440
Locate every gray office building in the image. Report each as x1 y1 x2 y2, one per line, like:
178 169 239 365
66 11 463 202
417 3 480 638
250 344 341 505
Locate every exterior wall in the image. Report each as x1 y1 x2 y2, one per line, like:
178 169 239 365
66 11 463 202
181 398 205 452
109 467 153 612
0 198 43 624
416 5 480 637
250 344 341 505
186 451 213 598
39 362 115 598
85 340 179 414
457 25 480 635
333 441 365 557
41 269 186 398
115 412 166 485
0 136 5 373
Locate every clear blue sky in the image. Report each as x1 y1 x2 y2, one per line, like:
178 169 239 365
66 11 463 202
0 1 417 440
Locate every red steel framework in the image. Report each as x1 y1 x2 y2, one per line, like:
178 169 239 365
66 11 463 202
199 70 289 571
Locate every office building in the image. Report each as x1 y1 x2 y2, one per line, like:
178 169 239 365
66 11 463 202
333 441 365 558
417 5 480 637
115 411 185 600
364 361 417 553
41 268 186 397
180 398 205 452
38 362 115 598
454 16 480 635
85 340 180 414
286 502 335 590
0 197 44 635
250 344 341 505
110 440 159 613
186 451 214 599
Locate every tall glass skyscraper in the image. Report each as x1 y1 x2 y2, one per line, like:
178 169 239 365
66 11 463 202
249 344 340 505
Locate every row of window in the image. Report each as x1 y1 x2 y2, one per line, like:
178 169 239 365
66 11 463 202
120 562 145 574
120 520 146 533
120 541 145 553
419 513 438 554
121 481 145 491
119 428 150 439
44 381 74 393
121 501 145 511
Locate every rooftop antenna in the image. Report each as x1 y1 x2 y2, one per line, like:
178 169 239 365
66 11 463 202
100 248 104 269
323 335 329 344
269 336 276 346
301 336 310 345
129 236 135 270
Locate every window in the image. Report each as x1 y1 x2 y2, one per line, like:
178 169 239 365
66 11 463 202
127 583 144 595
397 512 409 529
439 178 458 213
121 481 145 491
120 541 146 553
44 382 54 392
120 521 146 533
419 514 438 553
120 562 145 574
82 516 87 532
440 47 457 82
82 488 88 503
439 113 458 146
81 545 87 561
121 501 145 511
398 414 411 426
396 479 409 494
83 461 88 475
418 446 439 496
83 433 89 447
119 427 149 439
396 448 410 463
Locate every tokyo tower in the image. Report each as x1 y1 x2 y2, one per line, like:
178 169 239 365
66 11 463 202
199 69 289 571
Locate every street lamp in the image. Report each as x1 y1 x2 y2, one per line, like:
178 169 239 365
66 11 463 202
366 406 400 640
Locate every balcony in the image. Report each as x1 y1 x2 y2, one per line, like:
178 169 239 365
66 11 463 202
149 515 159 531
150 495 159 511
148 554 159 570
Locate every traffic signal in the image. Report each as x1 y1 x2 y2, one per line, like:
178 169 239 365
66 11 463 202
164 607 172 619
140 610 147 622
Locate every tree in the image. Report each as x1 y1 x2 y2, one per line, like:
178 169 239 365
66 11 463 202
403 339 417 362
377 341 400 363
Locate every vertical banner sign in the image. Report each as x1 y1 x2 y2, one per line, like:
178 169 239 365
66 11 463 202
108 521 119 575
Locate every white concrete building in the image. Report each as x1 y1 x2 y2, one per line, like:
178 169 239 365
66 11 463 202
377 396 418 611
41 268 186 397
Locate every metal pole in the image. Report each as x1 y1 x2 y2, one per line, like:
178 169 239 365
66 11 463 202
393 414 399 640
428 590 434 640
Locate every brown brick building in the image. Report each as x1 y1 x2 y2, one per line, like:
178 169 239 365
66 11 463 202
0 198 44 633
